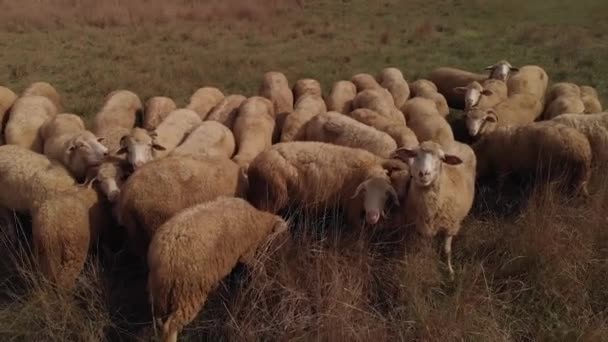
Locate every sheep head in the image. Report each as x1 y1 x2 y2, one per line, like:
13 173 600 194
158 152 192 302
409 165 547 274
484 60 519 82
116 128 166 169
351 176 400 225
391 141 462 188
66 131 108 167
454 81 493 111
464 107 498 137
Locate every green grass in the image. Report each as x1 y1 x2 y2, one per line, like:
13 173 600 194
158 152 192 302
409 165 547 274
1 0 607 341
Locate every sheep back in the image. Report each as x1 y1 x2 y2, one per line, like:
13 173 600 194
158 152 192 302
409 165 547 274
326 80 357 114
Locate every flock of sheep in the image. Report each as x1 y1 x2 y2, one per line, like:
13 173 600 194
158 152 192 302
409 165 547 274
0 60 606 342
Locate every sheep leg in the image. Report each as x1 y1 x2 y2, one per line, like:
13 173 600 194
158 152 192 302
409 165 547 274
443 235 454 281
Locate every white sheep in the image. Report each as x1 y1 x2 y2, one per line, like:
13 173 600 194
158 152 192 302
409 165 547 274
580 85 603 113
377 67 410 108
401 97 454 148
545 82 581 104
93 90 142 132
21 81 63 112
352 88 406 125
247 141 404 228
205 94 247 129
118 109 202 169
409 79 450 117
351 73 382 92
348 108 419 149
280 94 327 142
116 155 248 257
427 67 487 109
391 140 476 279
292 78 322 101
148 197 288 342
326 80 357 114
232 96 276 170
186 87 225 119
506 65 549 100
170 121 236 159
305 111 398 158
258 71 293 143
143 96 177 131
0 86 17 145
543 95 585 120
483 60 519 82
42 114 109 182
5 95 58 152
552 112 608 164
453 79 508 111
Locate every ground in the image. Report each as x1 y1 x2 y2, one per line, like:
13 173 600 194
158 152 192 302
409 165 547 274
0 0 607 341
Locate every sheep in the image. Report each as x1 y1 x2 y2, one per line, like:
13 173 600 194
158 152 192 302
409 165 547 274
401 97 454 148
506 65 549 101
148 197 288 342
453 79 508 111
258 71 293 143
391 140 476 279
118 109 202 169
545 82 581 104
543 95 585 120
247 141 404 228
31 185 111 291
305 111 398 158
143 96 177 131
186 87 225 120
205 94 247 129
472 122 591 195
88 159 129 203
464 94 544 137
116 155 248 257
21 81 63 112
348 108 419 149
232 96 275 170
409 79 450 117
5 95 58 152
483 60 519 82
326 80 357 114
552 113 608 164
580 85 603 113
351 88 406 125
292 78 322 101
170 121 236 159
93 90 142 133
351 73 382 92
0 86 17 145
0 145 76 213
280 94 327 142
427 67 487 109
377 67 410 108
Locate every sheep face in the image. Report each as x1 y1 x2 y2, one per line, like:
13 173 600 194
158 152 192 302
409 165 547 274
465 108 498 137
454 81 493 111
392 142 463 188
117 128 166 169
67 132 108 167
95 162 127 202
351 176 399 225
485 60 518 82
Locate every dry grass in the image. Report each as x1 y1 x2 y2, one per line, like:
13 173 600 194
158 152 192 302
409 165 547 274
1 0 608 341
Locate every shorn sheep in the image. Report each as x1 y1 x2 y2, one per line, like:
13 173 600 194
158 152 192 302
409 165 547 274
408 79 450 117
348 108 419 149
186 87 225 119
472 122 591 195
170 121 236 159
401 97 454 148
377 67 410 108
93 90 142 133
427 67 486 109
143 96 177 131
21 81 63 112
258 71 293 143
247 142 403 228
392 140 477 280
280 94 327 142
205 94 247 129
148 197 288 342
0 86 17 145
116 155 248 257
5 95 58 152
326 80 357 114
552 112 608 164
232 96 276 170
305 111 398 158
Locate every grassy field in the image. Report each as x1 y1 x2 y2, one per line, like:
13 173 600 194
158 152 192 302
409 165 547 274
0 0 607 341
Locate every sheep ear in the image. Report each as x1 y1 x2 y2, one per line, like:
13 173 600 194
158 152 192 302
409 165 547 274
116 147 127 155
442 154 463 165
119 135 128 148
97 137 106 143
509 66 519 72
351 180 368 199
453 87 467 94
391 147 417 162
149 131 158 139
67 141 77 154
484 65 495 70
486 110 498 123
152 143 166 151
481 89 493 96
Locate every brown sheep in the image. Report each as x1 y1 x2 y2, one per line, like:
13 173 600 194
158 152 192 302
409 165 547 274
348 108 419 149
170 121 236 159
0 86 17 145
232 96 276 170
280 94 327 142
351 73 382 92
453 79 508 111
401 97 454 148
186 87 225 120
377 67 410 108
21 81 63 112
352 88 406 125
143 96 177 131
93 90 142 133
205 95 247 129
580 85 603 113
5 95 58 152
258 71 293 143
409 79 450 117
292 78 322 101
325 80 357 114
427 67 487 109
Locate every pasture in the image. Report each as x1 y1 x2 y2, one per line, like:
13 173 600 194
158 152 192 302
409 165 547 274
0 0 607 341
